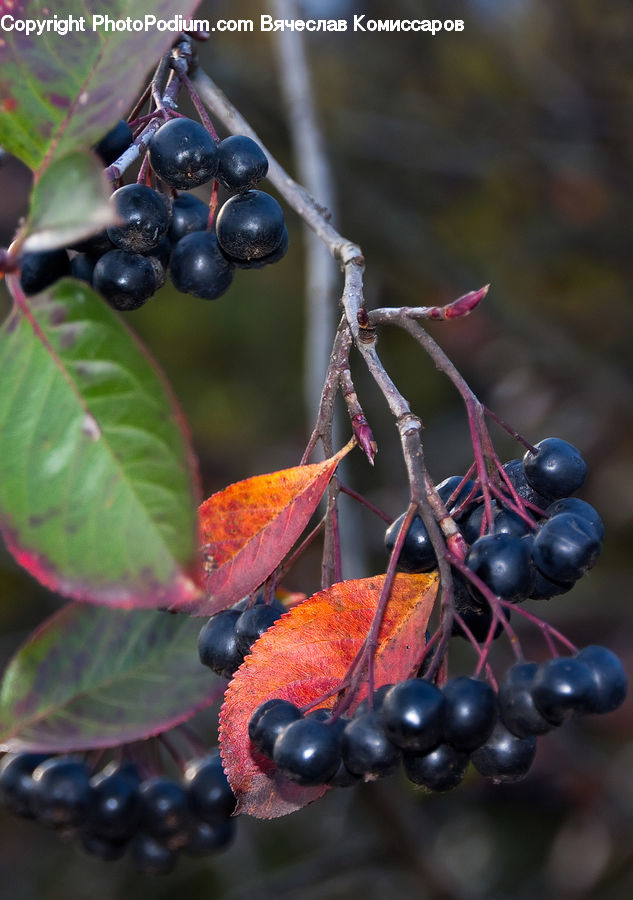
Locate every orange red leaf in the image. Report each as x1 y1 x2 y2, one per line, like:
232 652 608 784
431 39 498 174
178 443 353 615
219 571 439 818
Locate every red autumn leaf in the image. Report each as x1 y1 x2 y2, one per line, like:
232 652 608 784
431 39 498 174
178 442 354 615
219 571 439 819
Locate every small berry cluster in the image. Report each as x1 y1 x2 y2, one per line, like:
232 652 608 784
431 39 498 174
18 118 287 309
386 438 603 633
248 645 626 792
198 594 286 679
0 749 236 875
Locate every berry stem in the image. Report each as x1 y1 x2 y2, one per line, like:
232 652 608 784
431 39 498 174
338 483 393 524
484 405 538 454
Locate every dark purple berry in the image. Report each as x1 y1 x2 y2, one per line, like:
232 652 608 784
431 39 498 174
185 752 235 822
532 512 601 583
170 231 234 300
225 225 289 269
403 743 469 791
577 645 627 713
107 184 170 253
139 777 193 840
216 189 285 260
471 722 536 782
148 118 218 189
0 752 48 819
168 193 210 243
249 699 301 758
234 597 285 657
93 119 133 166
528 566 575 600
523 438 587 500
19 249 70 295
466 532 534 602
86 763 142 840
384 513 436 573
502 458 549 508
498 662 558 736
69 253 98 285
272 718 341 786
341 711 400 778
217 135 269 192
442 677 497 752
353 684 395 718
380 679 445 753
32 757 92 827
531 657 599 722
197 609 243 679
435 476 477 512
93 249 157 311
182 819 235 857
452 604 508 643
131 832 177 875
545 498 605 542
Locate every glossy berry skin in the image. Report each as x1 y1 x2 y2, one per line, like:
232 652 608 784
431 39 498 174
403 744 469 791
225 225 289 269
531 657 599 722
466 533 534 602
498 662 557 736
217 135 269 192
234 597 286 657
216 189 285 260
93 250 157 311
170 231 234 300
461 503 530 545
442 677 497 752
380 679 445 753
185 752 236 823
435 476 476 512
341 711 401 778
69 252 98 285
502 458 549 509
577 645 627 713
272 718 341 786
86 765 142 840
471 722 536 783
131 832 177 876
523 438 587 500
249 699 301 758
0 752 48 818
19 249 70 295
107 184 170 252
183 819 235 857
168 193 210 243
545 498 605 542
532 512 601 583
528 566 575 601
93 119 133 166
384 513 436 573
197 609 243 679
139 777 193 840
32 757 92 827
70 230 115 256
149 118 219 190
167 194 209 244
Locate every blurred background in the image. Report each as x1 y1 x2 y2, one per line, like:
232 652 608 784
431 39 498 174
1 0 632 896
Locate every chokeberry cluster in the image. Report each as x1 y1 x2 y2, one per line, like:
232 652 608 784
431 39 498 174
198 594 287 679
0 748 236 875
385 438 603 628
247 644 626 792
18 119 288 310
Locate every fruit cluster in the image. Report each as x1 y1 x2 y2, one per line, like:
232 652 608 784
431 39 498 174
198 594 286 679
247 645 626 792
0 749 236 875
385 438 604 633
18 118 288 309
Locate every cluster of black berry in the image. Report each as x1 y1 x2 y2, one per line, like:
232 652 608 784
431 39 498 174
0 748 236 875
18 118 287 309
198 594 286 679
385 438 604 635
248 644 626 792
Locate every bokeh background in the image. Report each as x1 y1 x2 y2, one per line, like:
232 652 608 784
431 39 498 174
1 0 632 896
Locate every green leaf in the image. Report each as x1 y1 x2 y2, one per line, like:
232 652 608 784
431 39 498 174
0 275 202 608
0 603 216 752
0 0 201 171
23 150 115 252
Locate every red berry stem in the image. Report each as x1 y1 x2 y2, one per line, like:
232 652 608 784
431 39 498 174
338 483 393 525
